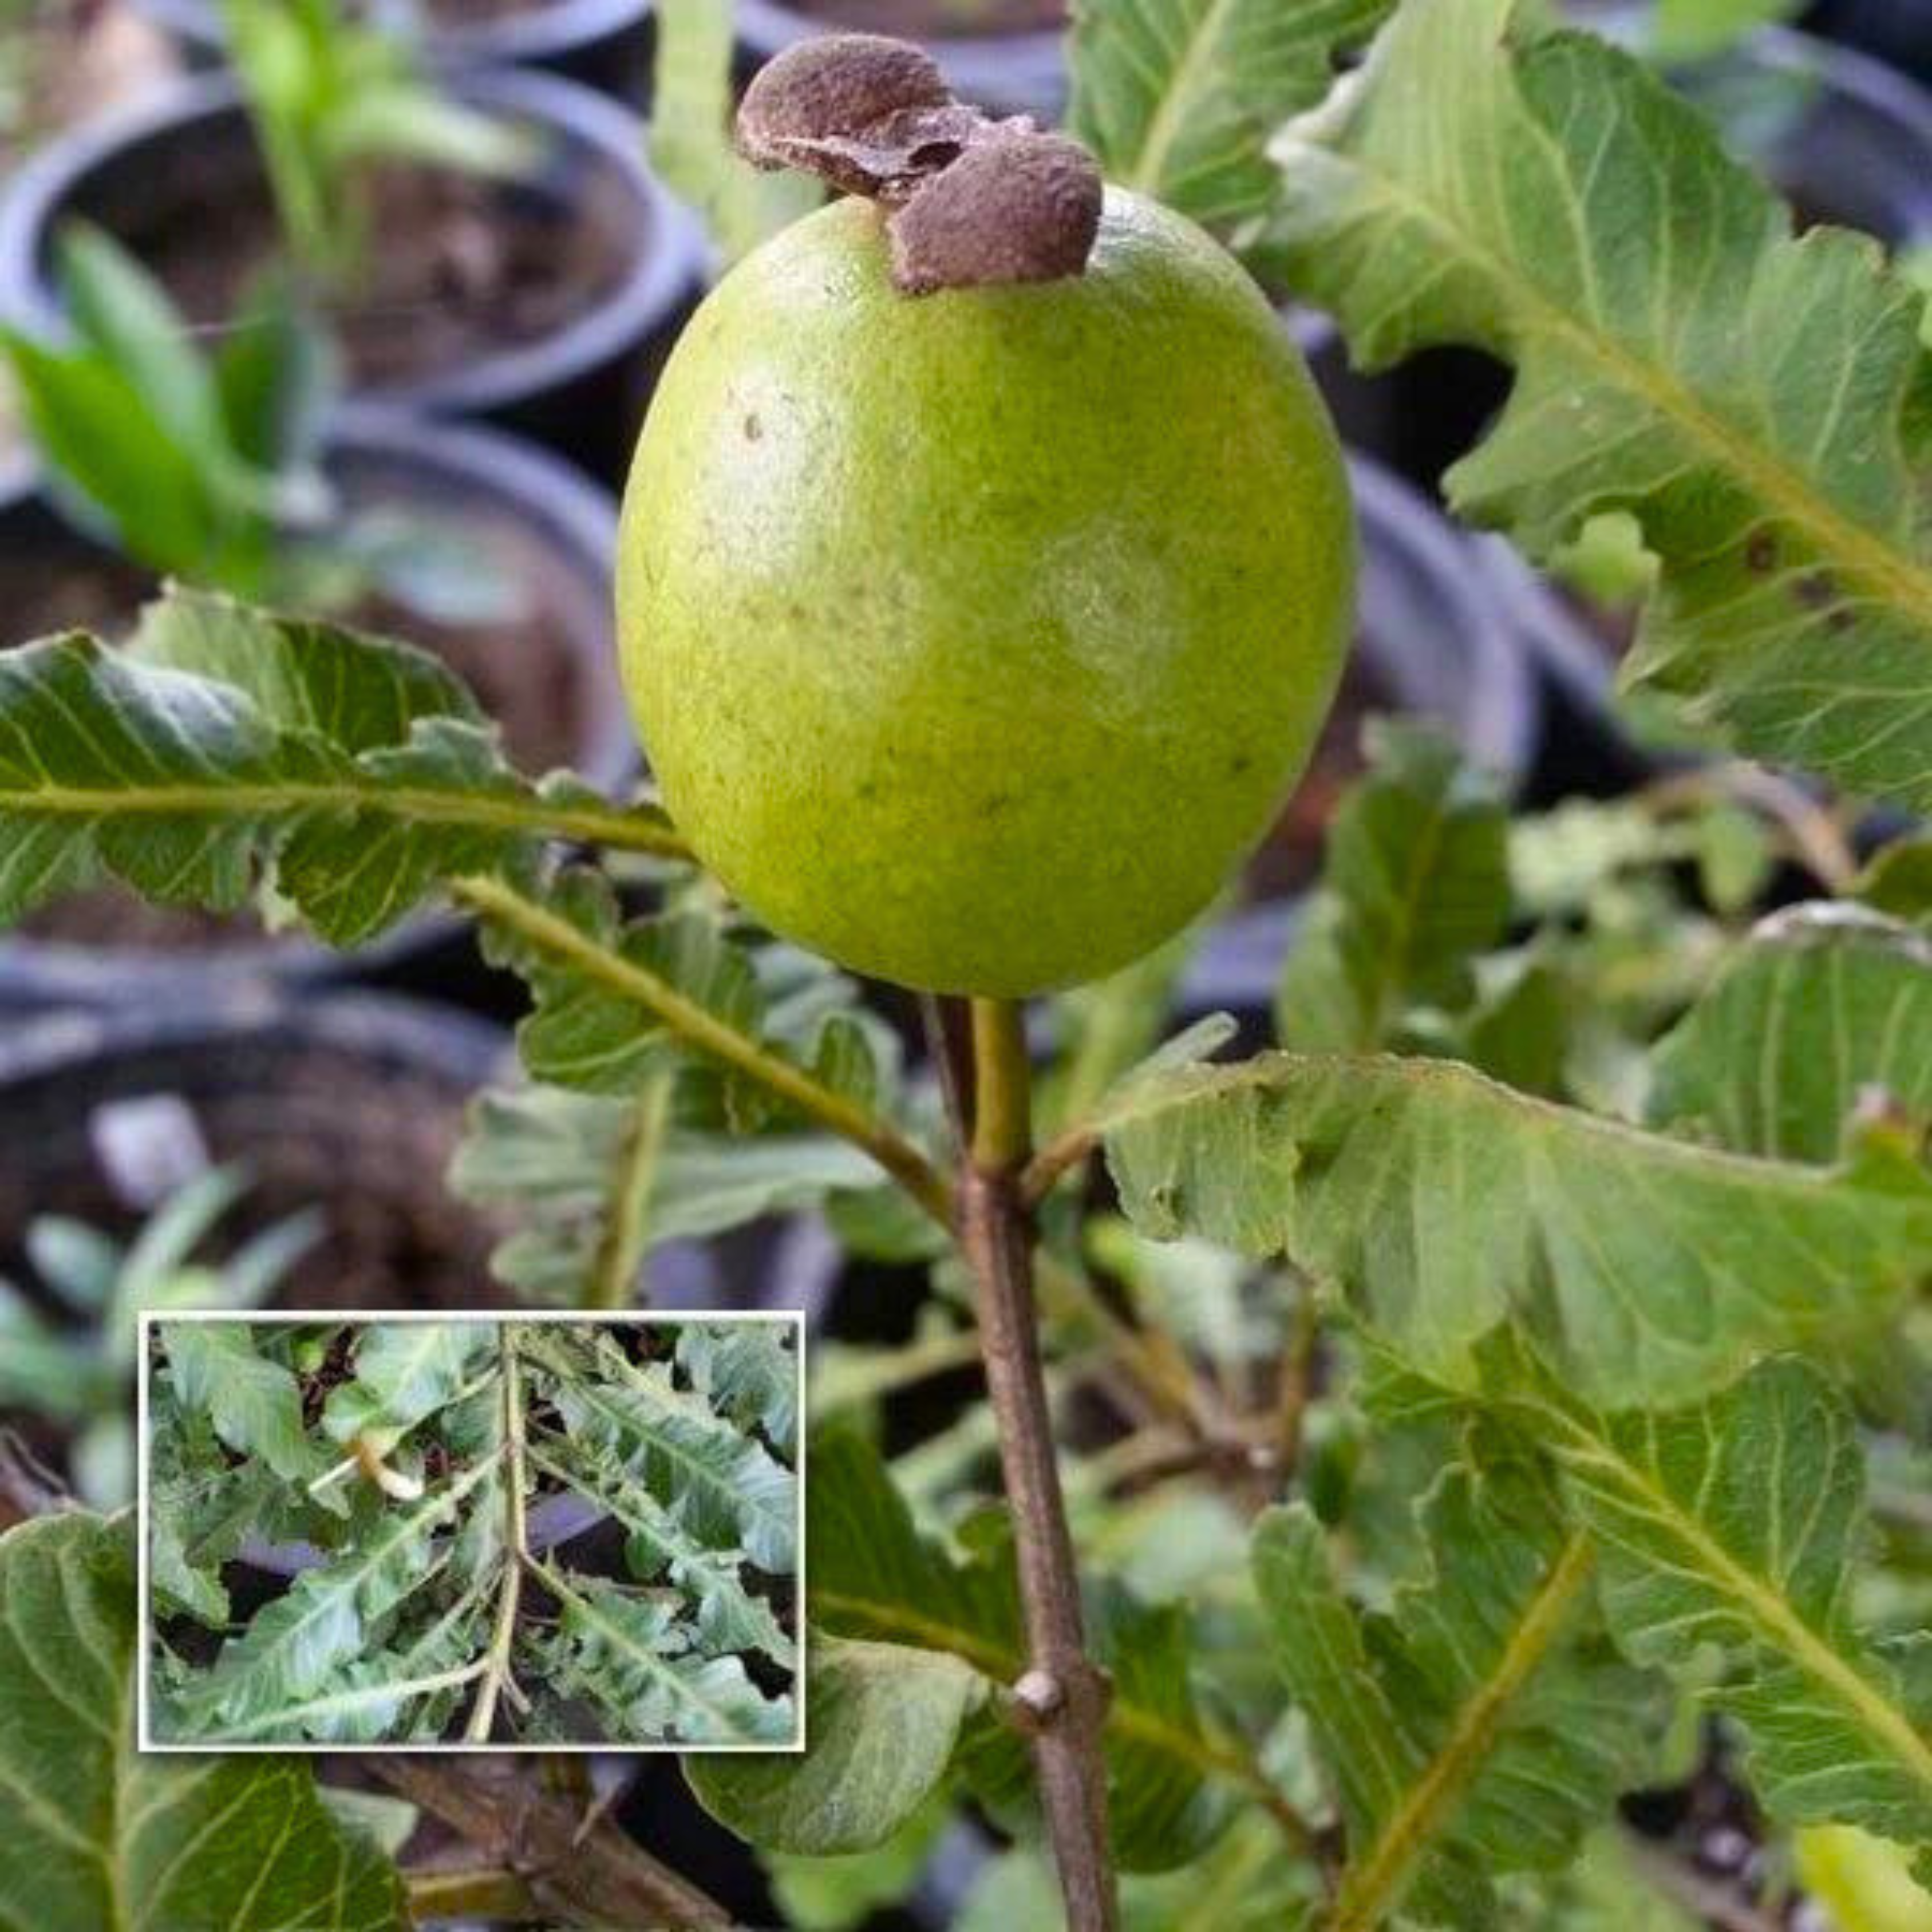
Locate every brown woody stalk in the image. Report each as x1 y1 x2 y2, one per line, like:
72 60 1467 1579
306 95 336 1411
957 995 1120 1931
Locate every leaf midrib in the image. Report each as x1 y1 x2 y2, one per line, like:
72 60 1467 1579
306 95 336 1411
1127 0 1240 196
1329 1531 1595 1930
0 777 682 857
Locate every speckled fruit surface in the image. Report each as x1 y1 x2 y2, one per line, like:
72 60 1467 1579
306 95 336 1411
617 187 1354 995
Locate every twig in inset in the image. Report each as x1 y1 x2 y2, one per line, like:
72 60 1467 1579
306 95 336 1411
464 1323 527 1743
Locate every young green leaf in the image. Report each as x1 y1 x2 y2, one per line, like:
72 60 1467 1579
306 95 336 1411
0 1513 406 1931
1483 1338 1932 1854
1253 1461 1653 1930
1646 907 1932 1159
1067 0 1392 238
677 1322 799 1459
161 1321 322 1484
1268 0 1932 808
1103 1052 1932 1402
322 1321 496 1444
1275 720 1511 1052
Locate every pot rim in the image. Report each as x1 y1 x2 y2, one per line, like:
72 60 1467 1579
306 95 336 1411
133 0 653 67
0 66 705 418
0 984 507 1093
0 409 630 1009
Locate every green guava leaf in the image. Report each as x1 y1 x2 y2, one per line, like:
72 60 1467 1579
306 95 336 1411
129 582 481 742
158 1453 500 1740
1481 1338 1932 1853
160 1321 322 1485
677 1322 799 1458
688 1634 979 1854
1103 1052 1932 1403
1068 0 1391 238
526 1328 798 1573
526 1567 795 1745
0 597 674 946
1268 0 1932 808
1253 1459 1654 1930
322 1321 496 1444
1646 907 1932 1159
525 1430 793 1666
0 1512 405 1931
1275 720 1511 1051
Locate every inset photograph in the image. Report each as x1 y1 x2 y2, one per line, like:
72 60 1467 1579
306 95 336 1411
138 1313 801 1751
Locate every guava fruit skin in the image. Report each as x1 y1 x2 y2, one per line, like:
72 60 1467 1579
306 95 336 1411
618 187 1354 996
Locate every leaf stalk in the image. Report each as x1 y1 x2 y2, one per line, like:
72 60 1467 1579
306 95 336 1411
452 875 953 1225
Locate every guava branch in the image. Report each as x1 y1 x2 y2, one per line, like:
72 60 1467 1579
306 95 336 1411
958 995 1120 1932
451 874 953 1223
373 1757 729 1929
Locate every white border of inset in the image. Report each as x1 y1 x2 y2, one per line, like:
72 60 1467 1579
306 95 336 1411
136 1308 807 1756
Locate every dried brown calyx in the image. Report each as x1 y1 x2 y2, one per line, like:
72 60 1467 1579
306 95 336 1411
736 33 1103 297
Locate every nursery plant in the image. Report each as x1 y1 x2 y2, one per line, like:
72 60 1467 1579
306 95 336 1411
0 1165 317 1507
0 223 512 619
2 4 1932 1931
143 1317 800 1748
220 0 533 287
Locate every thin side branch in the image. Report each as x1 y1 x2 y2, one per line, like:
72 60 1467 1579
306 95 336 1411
960 997 1119 1932
465 1324 528 1743
1021 1124 1103 1207
404 1864 539 1924
452 874 953 1224
372 1757 729 1929
584 1072 675 1309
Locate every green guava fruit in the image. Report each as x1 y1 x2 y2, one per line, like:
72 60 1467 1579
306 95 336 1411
617 187 1354 997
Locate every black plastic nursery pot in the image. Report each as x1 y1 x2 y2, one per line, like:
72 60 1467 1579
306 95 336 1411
1179 454 1542 1017
0 67 704 485
1805 0 1932 88
133 0 657 98
0 992 509 1312
0 409 634 1012
734 0 1066 117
